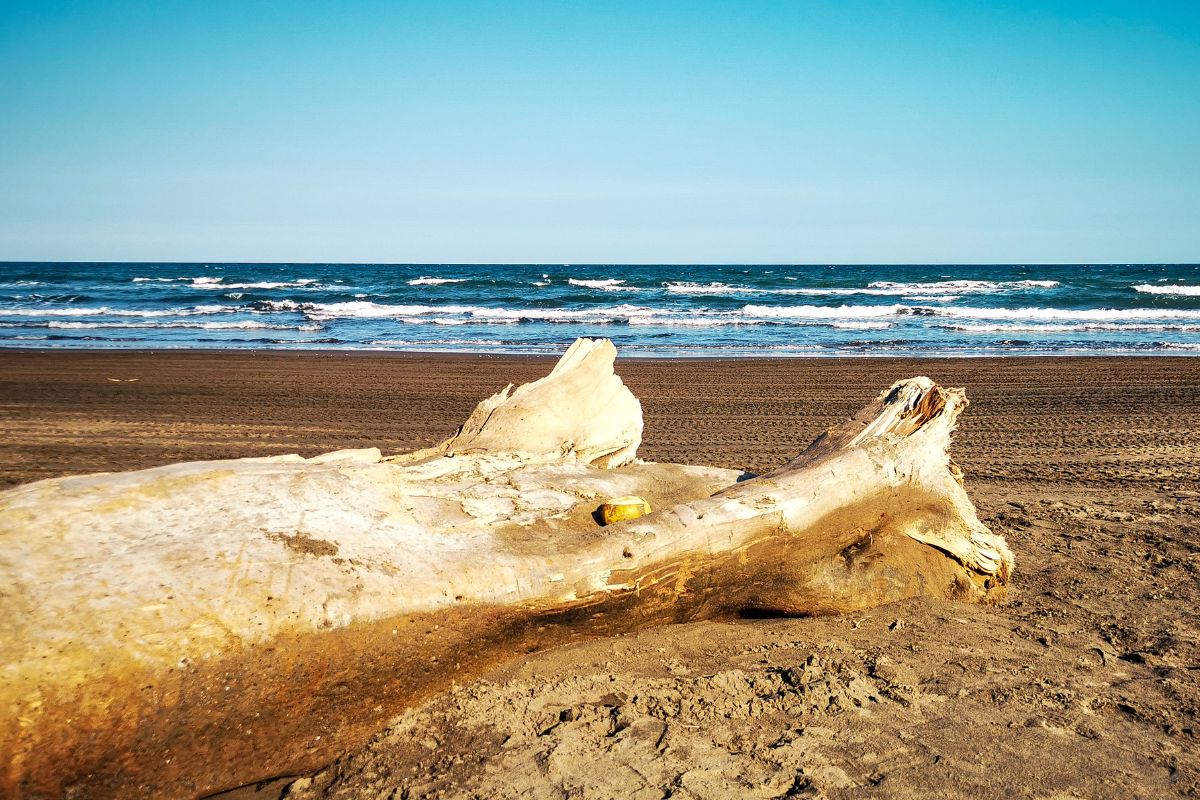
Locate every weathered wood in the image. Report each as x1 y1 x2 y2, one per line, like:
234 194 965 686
0 338 1011 798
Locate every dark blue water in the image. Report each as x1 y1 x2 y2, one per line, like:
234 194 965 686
2 263 1199 356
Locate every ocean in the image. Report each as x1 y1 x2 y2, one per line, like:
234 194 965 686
1 262 1199 357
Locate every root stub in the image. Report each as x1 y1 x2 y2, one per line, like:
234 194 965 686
0 338 1011 798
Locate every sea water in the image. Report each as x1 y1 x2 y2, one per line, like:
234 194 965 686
1 262 1198 356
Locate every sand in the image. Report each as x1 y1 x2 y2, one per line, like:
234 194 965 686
1 350 1198 798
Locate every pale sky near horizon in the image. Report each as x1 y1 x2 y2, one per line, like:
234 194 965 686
1 0 1198 264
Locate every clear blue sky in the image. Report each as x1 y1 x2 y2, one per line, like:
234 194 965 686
1 0 1197 263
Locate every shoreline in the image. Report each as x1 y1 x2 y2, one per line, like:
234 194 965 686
4 345 1200 360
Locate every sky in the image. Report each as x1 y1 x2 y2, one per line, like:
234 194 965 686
0 0 1197 264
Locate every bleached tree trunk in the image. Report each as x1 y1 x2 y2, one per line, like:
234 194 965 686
0 339 1011 799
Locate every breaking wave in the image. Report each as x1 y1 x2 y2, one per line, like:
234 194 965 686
742 304 907 318
189 277 324 290
664 279 1059 297
42 320 323 331
1132 283 1200 296
863 279 1058 294
664 282 741 295
0 305 234 318
567 278 638 291
939 322 1200 333
933 306 1200 321
408 277 468 286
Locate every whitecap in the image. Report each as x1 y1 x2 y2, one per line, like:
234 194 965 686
568 278 622 288
938 322 1200 333
189 277 324 290
829 321 895 329
665 279 1056 298
398 317 469 326
367 338 508 347
451 304 657 323
741 304 907 319
299 302 480 319
627 315 745 327
567 278 637 291
45 320 320 331
0 306 221 318
1132 283 1200 296
664 282 743 295
774 280 1057 297
408 277 468 286
935 306 1200 321
867 279 1058 294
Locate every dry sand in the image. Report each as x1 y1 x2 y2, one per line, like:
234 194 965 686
1 350 1198 798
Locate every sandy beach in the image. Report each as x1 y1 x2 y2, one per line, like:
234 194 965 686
2 350 1198 798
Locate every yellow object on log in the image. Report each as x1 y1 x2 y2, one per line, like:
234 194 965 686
599 495 651 525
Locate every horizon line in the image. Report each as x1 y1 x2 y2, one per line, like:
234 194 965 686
3 260 1198 267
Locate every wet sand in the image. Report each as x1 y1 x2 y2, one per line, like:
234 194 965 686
2 350 1198 797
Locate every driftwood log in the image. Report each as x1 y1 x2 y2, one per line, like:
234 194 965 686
0 338 1012 798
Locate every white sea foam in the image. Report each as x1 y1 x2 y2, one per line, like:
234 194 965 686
627 315 741 327
774 281 1055 297
568 278 622 288
1132 283 1200 296
567 278 637 291
742 304 907 319
625 314 896 329
189 277 323 290
0 305 230 318
665 279 1058 297
939 322 1200 333
399 317 469 326
408 277 468 286
367 338 507 347
867 279 1058 294
466 304 655 322
293 301 479 319
664 282 742 295
290 301 656 322
934 306 1200 321
45 320 321 331
733 302 1200 323
829 321 895 329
